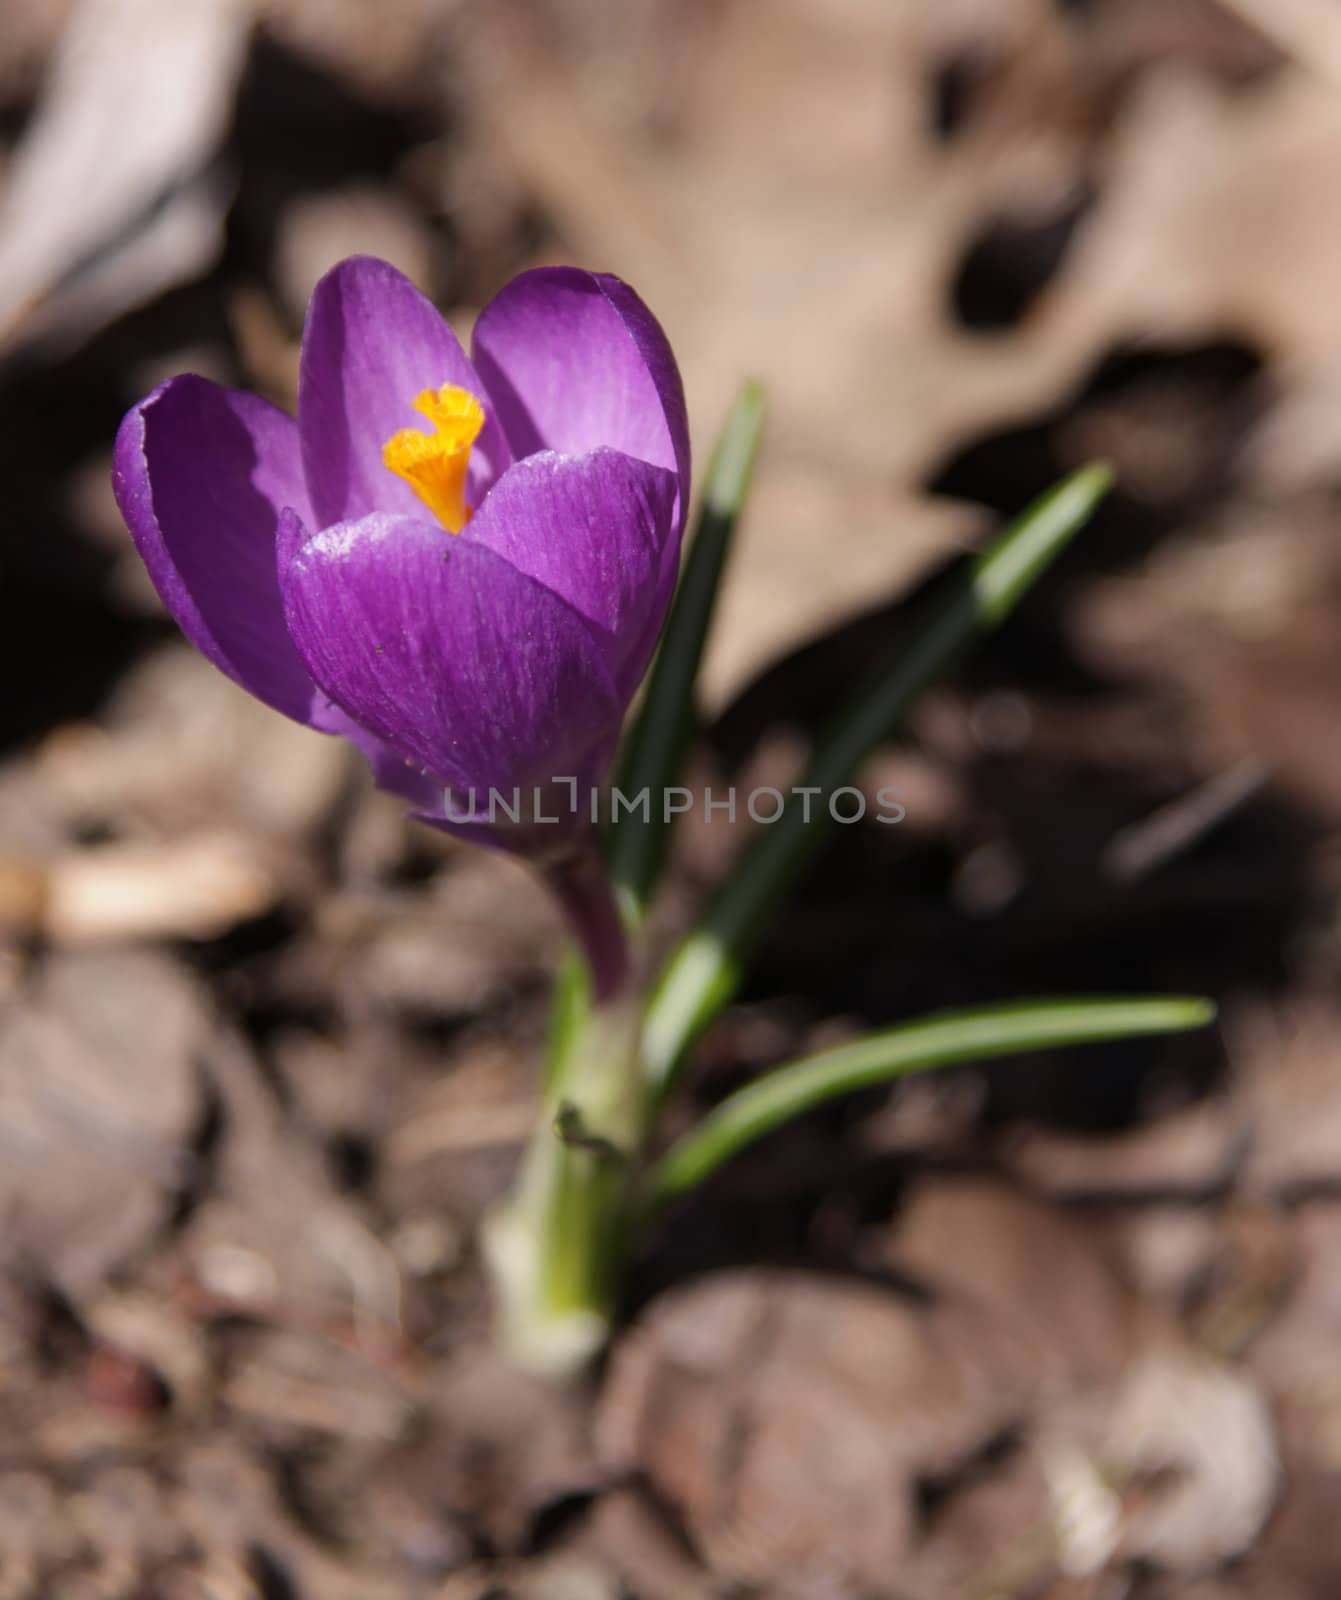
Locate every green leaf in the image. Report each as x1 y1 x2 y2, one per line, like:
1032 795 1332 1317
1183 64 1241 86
643 995 1216 1206
639 464 1114 1100
606 380 767 921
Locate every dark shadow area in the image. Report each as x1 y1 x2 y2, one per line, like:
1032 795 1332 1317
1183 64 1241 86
0 342 173 751
926 47 1001 143
226 30 446 309
950 188 1095 331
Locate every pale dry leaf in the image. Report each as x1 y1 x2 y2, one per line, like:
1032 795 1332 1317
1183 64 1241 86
0 0 251 355
1105 1349 1279 1570
701 476 987 710
1003 1099 1246 1201
452 0 1102 703
1053 68 1341 364
0 950 203 1296
184 1149 402 1334
886 1177 1138 1389
34 645 352 839
43 829 279 945
598 1269 1044 1591
454 2 1341 715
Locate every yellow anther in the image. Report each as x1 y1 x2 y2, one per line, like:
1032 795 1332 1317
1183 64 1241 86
382 383 485 533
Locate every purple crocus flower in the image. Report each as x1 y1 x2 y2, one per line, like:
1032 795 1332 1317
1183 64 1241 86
112 256 690 995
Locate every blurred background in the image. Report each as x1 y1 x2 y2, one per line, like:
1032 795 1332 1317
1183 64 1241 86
2 0 1341 1593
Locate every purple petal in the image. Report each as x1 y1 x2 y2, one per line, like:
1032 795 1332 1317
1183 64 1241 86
298 256 512 529
281 512 622 799
276 506 491 804
462 448 677 699
341 717 447 810
275 503 312 576
471 269 690 529
113 374 322 725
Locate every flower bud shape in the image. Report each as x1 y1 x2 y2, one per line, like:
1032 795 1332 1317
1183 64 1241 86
113 257 690 857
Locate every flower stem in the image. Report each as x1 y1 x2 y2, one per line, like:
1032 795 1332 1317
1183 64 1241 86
543 842 631 1003
484 1095 634 1377
486 844 644 1375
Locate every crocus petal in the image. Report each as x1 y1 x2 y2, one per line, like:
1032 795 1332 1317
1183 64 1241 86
472 268 690 529
335 712 445 810
281 512 622 799
461 448 677 699
298 256 512 529
276 512 446 804
274 503 312 576
113 374 322 725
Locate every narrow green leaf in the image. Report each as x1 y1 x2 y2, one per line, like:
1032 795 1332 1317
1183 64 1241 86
970 464 1114 624
639 465 1115 1098
644 995 1216 1206
606 381 767 920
